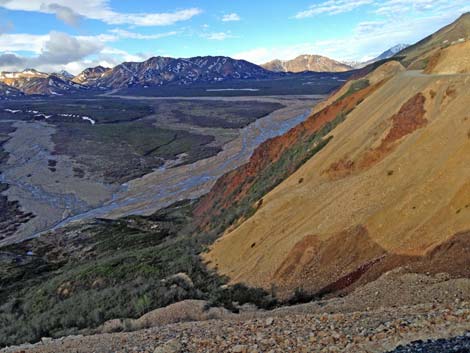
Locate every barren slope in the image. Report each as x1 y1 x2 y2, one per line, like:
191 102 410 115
425 40 470 74
204 61 470 297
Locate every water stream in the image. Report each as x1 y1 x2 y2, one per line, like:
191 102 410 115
47 105 313 232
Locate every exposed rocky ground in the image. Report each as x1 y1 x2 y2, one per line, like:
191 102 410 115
2 271 470 353
388 335 470 353
2 301 469 353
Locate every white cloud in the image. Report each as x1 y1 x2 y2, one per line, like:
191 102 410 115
233 44 335 64
78 33 118 43
110 8 202 26
0 0 202 26
235 10 467 64
295 0 374 18
222 13 241 22
203 32 235 41
374 0 470 16
0 33 49 53
61 49 150 74
41 3 82 27
100 47 149 62
232 48 271 63
0 31 104 72
312 13 464 61
295 0 470 19
39 31 104 64
108 29 178 40
355 21 386 35
0 31 155 74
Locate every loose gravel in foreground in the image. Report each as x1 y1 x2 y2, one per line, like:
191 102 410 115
387 334 470 353
3 302 470 353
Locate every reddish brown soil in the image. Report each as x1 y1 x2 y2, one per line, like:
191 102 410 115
408 231 470 278
274 228 470 300
272 225 388 295
318 256 385 295
273 234 322 282
325 157 356 179
423 51 442 74
325 93 427 179
381 93 427 146
444 86 457 101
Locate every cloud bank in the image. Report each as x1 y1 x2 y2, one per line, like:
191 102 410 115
0 0 202 26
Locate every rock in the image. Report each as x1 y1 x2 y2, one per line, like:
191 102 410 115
166 273 194 290
266 317 274 326
99 318 125 333
154 339 183 353
41 337 52 344
232 345 248 353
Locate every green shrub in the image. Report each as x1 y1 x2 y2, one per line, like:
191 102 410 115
0 201 277 347
336 79 370 102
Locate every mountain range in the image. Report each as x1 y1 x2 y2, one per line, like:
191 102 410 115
78 56 276 89
0 45 410 96
0 57 280 96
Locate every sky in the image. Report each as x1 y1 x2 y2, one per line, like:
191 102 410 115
0 0 469 74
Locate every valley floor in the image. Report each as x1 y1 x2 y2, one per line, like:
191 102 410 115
0 95 321 245
66 95 322 221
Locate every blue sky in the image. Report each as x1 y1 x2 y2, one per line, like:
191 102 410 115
0 0 469 74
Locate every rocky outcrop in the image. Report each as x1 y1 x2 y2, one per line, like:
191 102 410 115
98 300 234 334
72 66 110 86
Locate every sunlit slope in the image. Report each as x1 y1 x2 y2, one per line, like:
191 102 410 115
425 41 470 74
397 12 470 68
204 63 470 296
